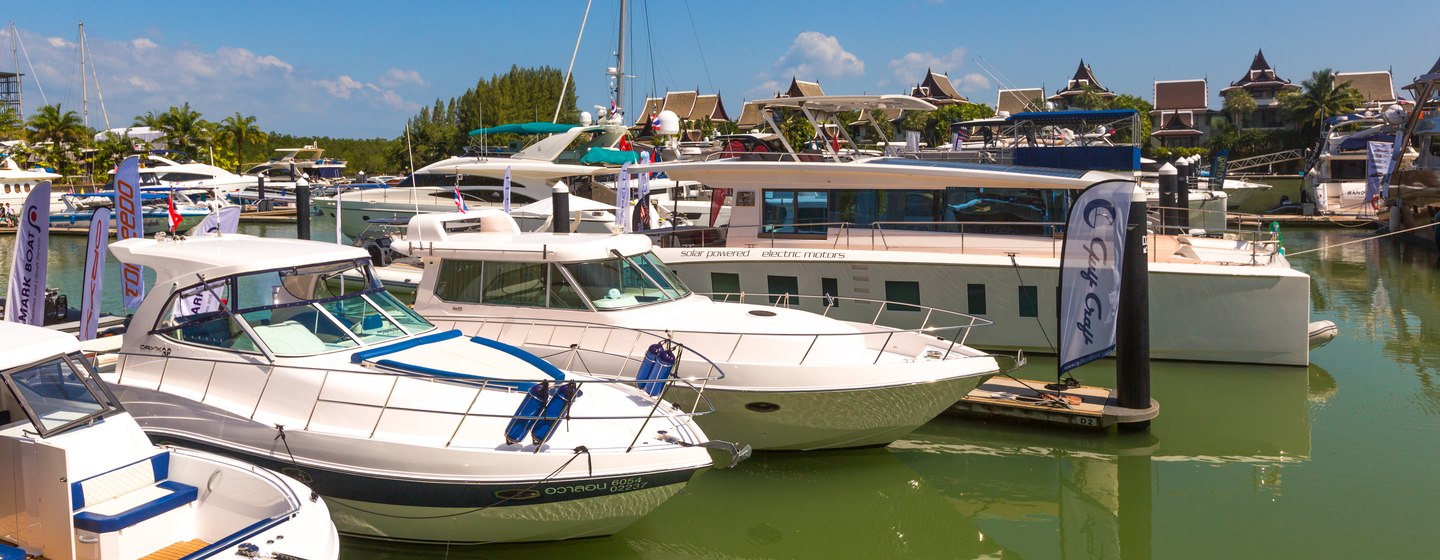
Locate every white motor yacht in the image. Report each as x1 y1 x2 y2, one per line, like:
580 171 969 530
398 211 1004 451
636 94 1329 367
0 155 62 213
100 233 731 544
0 322 339 560
51 190 212 231
135 152 257 202
1306 111 1418 217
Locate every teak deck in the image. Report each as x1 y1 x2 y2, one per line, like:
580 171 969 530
141 539 209 560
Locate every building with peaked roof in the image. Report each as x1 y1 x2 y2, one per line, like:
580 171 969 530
997 88 1045 116
910 69 969 105
1220 49 1299 129
631 90 732 140
735 101 764 131
1336 71 1396 111
1151 79 1213 148
782 77 825 98
1048 60 1116 109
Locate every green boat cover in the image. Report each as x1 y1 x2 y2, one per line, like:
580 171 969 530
468 122 579 136
579 147 639 165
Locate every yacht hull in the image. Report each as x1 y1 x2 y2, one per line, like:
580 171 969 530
656 248 1313 366
666 373 994 450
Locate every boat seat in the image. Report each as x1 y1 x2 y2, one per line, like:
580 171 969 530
70 453 197 534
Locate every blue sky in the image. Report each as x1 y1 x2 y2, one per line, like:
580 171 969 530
7 0 1437 138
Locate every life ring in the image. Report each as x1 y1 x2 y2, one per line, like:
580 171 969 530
1370 194 1381 212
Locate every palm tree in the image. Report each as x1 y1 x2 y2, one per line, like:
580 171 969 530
25 103 88 179
156 102 208 157
218 112 266 173
1072 85 1107 111
1222 90 1257 129
1279 69 1363 137
0 107 22 138
132 110 163 129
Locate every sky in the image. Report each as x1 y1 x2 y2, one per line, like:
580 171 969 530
4 0 1437 139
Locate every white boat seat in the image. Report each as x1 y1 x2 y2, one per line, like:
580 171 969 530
70 453 197 534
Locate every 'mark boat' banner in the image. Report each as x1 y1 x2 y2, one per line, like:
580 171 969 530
5 181 51 325
79 207 109 340
1057 181 1135 375
116 155 145 308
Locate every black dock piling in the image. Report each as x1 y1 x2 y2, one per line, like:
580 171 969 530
1157 163 1177 235
1175 158 1190 232
552 183 570 234
295 178 311 240
1116 184 1151 431
256 176 268 212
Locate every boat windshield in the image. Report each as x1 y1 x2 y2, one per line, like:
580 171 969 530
155 259 435 356
1 354 119 437
563 251 691 310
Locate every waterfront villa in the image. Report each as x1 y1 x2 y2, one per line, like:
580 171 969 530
1221 50 1299 129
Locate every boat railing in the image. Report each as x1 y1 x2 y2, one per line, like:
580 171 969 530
1148 205 1284 265
693 292 992 364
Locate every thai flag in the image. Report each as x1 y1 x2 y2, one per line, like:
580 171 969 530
453 184 469 213
167 191 183 233
650 112 661 129
610 99 619 116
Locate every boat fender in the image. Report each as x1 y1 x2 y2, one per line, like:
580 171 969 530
634 343 664 390
641 347 678 397
504 381 550 445
531 382 582 446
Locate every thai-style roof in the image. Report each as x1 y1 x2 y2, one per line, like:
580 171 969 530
1153 79 1208 112
663 90 699 118
1049 60 1115 101
1335 71 1395 104
1151 111 1203 137
997 88 1045 115
911 69 969 105
1221 49 1298 94
691 93 730 122
636 97 664 125
632 91 730 132
784 77 825 98
736 101 764 130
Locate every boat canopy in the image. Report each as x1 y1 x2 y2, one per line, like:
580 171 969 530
62 191 172 201
468 122 579 136
579 147 640 165
1007 109 1139 123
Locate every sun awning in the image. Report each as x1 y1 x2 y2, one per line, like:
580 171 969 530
468 122 579 136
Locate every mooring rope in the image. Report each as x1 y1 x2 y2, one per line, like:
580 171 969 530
1284 219 1438 257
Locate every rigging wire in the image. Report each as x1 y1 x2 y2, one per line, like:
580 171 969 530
554 0 593 123
1283 218 1437 257
682 0 714 92
13 23 47 106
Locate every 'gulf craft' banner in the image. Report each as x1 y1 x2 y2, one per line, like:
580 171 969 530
192 205 242 236
5 181 51 325
1365 140 1393 203
503 166 512 214
116 155 145 308
78 207 110 340
1057 181 1135 375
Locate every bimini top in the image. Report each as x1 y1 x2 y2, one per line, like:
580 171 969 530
403 210 652 262
751 94 936 113
468 122 579 136
110 235 371 287
0 321 81 369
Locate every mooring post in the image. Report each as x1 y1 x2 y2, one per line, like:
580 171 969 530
295 177 311 240
1116 184 1150 431
1157 163 1176 235
1175 158 1191 232
256 175 267 212
552 183 571 234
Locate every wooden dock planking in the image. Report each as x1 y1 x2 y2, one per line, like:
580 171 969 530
140 539 209 560
950 376 1158 429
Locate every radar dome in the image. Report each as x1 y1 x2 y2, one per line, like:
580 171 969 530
580 111 593 126
657 110 681 135
1383 104 1407 125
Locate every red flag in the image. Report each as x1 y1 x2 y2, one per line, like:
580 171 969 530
618 135 632 151
167 194 183 233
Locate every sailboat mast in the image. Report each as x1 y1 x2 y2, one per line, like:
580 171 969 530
79 21 87 130
616 0 626 119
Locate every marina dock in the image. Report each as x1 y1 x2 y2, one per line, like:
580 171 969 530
950 376 1160 430
0 208 298 235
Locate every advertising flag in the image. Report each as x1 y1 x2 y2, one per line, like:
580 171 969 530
616 164 631 230
1209 148 1229 191
5 181 51 325
1057 181 1135 375
116 155 146 309
632 151 652 232
79 207 109 340
503 166 512 214
1365 140 1394 204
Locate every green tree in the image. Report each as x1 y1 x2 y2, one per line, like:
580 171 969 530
25 103 88 179
0 107 22 138
132 110 163 129
1072 85 1108 110
1222 90 1257 129
218 113 266 173
1279 69 1363 138
397 66 580 170
156 102 209 157
778 110 815 153
1106 94 1153 145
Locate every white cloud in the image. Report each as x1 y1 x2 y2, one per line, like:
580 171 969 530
46 37 68 48
956 73 991 92
131 38 157 51
379 68 425 88
888 47 968 84
773 31 864 79
317 75 365 99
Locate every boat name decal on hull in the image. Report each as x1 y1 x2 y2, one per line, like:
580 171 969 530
678 249 846 259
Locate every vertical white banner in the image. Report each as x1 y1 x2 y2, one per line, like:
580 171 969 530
115 155 146 308
1057 181 1135 375
1365 140 1393 203
503 166 512 214
616 164 631 230
79 207 109 340
633 151 652 232
5 181 51 325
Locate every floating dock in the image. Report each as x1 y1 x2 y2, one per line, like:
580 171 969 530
949 376 1159 430
1229 214 1375 228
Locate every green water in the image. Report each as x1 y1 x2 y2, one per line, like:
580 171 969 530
3 221 1437 559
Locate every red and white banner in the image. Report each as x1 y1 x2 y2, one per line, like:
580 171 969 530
5 181 51 325
115 155 146 308
79 207 109 340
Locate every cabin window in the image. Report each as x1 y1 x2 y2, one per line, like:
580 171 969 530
761 190 828 237
1330 160 1367 181
944 187 1068 235
156 281 258 351
435 260 486 303
885 281 921 312
822 277 840 307
1019 285 1039 318
564 252 687 310
2 355 110 436
767 275 798 305
481 262 548 307
548 264 588 310
829 189 940 227
711 272 740 295
967 284 987 315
